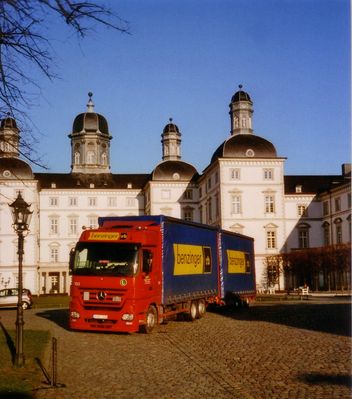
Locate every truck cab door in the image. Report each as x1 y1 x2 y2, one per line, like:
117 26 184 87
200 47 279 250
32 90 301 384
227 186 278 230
136 250 156 300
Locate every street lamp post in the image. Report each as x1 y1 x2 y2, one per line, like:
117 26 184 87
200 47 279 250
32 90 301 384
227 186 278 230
9 192 32 367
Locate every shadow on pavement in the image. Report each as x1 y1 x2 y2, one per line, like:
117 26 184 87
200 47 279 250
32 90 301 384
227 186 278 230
0 321 16 363
0 392 35 398
210 301 351 337
297 372 352 387
36 309 70 331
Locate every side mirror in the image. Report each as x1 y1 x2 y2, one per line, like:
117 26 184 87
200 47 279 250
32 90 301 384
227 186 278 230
69 248 75 275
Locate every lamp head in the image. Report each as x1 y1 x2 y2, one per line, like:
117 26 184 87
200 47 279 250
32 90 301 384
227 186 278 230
9 192 32 232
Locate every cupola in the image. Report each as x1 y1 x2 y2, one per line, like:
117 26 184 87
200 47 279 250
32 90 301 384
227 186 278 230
69 93 112 174
229 84 254 136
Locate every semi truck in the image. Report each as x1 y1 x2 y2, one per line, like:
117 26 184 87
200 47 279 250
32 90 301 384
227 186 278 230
69 215 256 333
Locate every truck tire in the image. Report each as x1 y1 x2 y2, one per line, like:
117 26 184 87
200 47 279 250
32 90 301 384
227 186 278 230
186 301 198 321
197 300 206 318
140 306 157 334
225 294 241 310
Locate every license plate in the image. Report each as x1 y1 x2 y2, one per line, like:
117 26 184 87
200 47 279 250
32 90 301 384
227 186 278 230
93 314 108 320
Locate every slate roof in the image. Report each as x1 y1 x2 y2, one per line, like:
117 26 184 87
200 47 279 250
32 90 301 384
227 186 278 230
284 175 348 195
211 134 278 163
35 173 151 190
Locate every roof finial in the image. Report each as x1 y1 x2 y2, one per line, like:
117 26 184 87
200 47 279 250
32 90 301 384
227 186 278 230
238 84 243 90
169 117 173 123
87 92 95 112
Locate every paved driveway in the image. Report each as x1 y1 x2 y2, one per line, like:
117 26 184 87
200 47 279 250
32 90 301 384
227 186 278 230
0 298 351 399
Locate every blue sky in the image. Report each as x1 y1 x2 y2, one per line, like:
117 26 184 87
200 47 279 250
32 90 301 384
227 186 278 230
28 0 350 176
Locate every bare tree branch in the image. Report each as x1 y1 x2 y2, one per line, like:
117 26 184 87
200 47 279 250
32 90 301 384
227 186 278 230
0 0 129 169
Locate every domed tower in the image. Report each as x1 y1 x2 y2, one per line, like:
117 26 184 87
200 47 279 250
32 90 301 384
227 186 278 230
152 119 197 181
69 93 112 174
211 87 277 163
229 85 254 136
161 118 181 161
0 114 20 158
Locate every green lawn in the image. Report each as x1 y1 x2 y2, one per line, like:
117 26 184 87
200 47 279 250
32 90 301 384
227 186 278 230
32 294 70 309
0 296 69 395
0 328 50 395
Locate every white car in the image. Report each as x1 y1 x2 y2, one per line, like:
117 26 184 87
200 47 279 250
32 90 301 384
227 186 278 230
0 288 33 310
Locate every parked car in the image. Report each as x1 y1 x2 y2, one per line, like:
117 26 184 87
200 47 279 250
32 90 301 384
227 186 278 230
0 288 33 310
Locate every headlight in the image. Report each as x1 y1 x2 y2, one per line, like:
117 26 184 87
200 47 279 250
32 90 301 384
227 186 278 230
122 313 134 321
70 311 80 319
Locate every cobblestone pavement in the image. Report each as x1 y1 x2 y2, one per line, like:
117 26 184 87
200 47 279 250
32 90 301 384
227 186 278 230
0 298 351 399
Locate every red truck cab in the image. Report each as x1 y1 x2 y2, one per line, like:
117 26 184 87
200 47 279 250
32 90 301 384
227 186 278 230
69 220 162 333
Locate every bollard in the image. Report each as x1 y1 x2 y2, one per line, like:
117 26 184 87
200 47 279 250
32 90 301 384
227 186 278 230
51 337 57 387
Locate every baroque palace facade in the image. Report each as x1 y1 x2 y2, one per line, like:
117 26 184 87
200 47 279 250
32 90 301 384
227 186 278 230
0 88 350 295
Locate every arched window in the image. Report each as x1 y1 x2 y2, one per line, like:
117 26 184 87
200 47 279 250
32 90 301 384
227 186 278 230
297 223 311 248
74 151 80 164
101 152 107 165
322 222 330 246
87 151 96 164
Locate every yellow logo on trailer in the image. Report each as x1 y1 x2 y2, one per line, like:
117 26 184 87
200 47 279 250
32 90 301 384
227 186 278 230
173 244 212 275
227 250 251 274
88 232 121 241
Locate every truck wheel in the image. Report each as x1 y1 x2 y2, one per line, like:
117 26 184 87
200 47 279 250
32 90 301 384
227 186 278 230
186 301 198 321
140 306 157 334
197 300 206 318
225 294 241 310
21 302 29 310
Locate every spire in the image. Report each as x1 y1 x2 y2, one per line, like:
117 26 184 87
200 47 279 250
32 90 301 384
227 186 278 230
87 92 95 113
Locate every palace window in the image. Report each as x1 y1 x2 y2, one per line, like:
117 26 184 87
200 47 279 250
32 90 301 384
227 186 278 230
199 205 203 224
184 189 193 200
230 168 241 180
335 197 341 212
336 224 342 244
207 197 212 222
50 246 59 263
215 194 220 218
266 231 276 249
333 218 343 244
265 195 275 214
298 229 310 249
69 218 78 235
231 195 241 214
88 216 98 229
297 204 308 217
50 197 58 206
322 222 330 246
69 197 77 206
263 168 274 180
88 197 97 207
183 208 193 222
50 218 59 235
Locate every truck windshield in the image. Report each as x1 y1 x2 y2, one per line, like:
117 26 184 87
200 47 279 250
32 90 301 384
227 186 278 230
73 243 139 276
